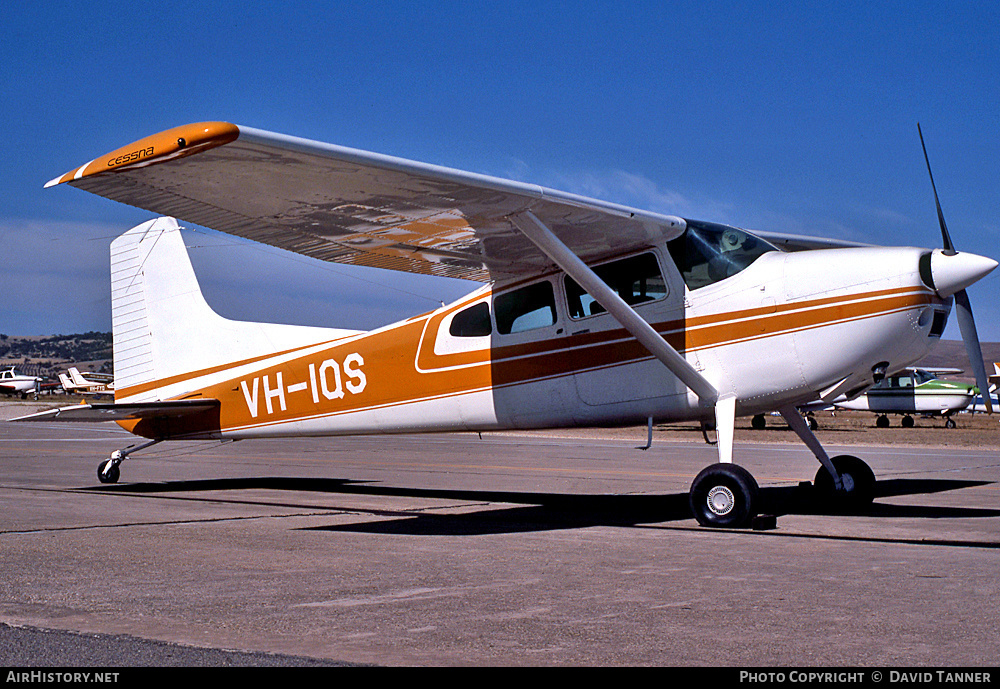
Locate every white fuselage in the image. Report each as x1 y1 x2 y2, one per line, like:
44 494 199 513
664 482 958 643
0 369 41 395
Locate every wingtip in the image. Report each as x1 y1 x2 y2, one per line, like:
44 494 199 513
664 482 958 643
42 122 240 189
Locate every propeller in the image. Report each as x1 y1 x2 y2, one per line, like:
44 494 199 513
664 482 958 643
918 123 994 413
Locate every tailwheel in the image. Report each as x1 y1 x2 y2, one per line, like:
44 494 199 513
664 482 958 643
813 455 875 511
97 458 120 484
93 439 161 484
689 463 759 528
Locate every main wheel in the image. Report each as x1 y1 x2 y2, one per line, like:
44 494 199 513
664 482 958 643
876 415 890 428
689 463 759 528
751 414 766 430
97 459 120 484
902 415 915 428
813 455 875 511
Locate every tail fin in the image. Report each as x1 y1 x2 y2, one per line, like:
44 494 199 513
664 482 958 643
110 217 360 399
68 367 92 387
58 372 75 391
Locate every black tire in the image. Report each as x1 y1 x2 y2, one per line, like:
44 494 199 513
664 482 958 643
813 455 875 511
97 460 120 484
876 415 890 428
901 415 915 428
751 414 766 430
945 417 956 429
689 463 759 528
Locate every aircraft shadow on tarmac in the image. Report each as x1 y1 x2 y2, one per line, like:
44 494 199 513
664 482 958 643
83 476 1000 542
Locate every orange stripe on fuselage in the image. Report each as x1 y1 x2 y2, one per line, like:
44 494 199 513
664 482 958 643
127 285 936 438
115 335 355 399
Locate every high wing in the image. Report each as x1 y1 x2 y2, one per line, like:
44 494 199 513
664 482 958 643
46 122 691 282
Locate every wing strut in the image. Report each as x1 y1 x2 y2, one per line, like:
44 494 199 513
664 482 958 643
510 211 719 405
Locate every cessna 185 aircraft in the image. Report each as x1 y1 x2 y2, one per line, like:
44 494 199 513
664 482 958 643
15 122 997 528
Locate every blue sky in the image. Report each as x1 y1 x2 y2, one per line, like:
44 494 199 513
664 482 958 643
2 1 998 342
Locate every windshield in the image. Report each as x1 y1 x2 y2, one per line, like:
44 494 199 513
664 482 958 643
667 220 777 290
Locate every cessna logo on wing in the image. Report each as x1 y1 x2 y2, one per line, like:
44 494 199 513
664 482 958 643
240 353 366 418
108 146 154 167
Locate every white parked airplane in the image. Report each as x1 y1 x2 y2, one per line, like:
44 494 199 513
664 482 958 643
969 363 1000 415
0 367 42 398
59 367 114 396
15 122 998 528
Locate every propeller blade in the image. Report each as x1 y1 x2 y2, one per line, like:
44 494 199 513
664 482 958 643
918 124 993 413
954 288 993 413
917 123 956 255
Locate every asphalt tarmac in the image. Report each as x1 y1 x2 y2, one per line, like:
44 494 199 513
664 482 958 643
1 410 998 667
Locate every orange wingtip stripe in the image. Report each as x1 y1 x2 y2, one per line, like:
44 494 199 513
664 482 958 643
45 121 240 188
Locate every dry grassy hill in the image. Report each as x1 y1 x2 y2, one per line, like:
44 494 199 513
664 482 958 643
0 332 113 380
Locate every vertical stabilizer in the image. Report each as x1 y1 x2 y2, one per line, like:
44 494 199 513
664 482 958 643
110 217 360 399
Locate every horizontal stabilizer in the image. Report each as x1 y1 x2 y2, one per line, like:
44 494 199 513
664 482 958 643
12 399 219 423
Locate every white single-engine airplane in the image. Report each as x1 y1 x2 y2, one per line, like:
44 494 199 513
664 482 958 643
59 367 115 396
15 122 997 528
0 367 42 398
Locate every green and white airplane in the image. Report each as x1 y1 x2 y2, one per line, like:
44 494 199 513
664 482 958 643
834 367 977 428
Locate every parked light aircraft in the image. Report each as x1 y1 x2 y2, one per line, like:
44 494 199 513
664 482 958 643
14 122 998 528
832 367 975 428
0 367 42 398
59 367 114 396
969 364 1000 415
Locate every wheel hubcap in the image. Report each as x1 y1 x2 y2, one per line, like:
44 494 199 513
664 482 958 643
707 485 735 515
840 472 856 493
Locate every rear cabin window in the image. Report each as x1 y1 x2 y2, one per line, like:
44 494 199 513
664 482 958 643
449 302 492 337
667 220 777 290
494 281 557 334
564 252 666 319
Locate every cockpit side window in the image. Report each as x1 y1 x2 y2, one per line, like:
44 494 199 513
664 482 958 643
564 252 667 319
667 220 777 290
494 281 557 334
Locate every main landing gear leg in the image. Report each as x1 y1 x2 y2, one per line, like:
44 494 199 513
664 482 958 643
778 405 875 511
689 396 761 529
98 439 162 484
